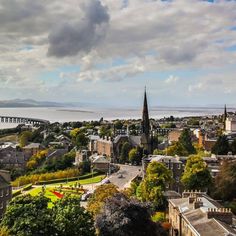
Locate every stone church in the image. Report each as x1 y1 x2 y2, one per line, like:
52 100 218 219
95 89 155 162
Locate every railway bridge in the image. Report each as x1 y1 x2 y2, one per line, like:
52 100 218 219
0 116 50 125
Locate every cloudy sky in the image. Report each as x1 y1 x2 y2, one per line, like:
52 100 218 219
0 0 236 107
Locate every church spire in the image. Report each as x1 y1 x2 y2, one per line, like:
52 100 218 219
142 87 150 136
224 104 227 129
224 104 227 120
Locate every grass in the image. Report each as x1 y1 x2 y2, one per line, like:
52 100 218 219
29 187 59 208
59 175 105 187
27 175 105 207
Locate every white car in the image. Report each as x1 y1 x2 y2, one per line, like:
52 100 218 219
101 179 111 185
81 191 93 201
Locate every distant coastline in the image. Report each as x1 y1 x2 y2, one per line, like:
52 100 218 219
57 109 94 114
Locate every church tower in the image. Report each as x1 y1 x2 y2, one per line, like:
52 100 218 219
223 104 227 130
141 88 152 154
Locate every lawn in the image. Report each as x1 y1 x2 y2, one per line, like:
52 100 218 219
27 175 105 207
59 175 105 187
29 187 59 208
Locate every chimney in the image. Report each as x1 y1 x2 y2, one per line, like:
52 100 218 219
193 198 203 209
188 194 196 204
207 208 233 225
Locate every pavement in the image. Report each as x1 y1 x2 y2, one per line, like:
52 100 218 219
80 164 142 208
108 164 142 189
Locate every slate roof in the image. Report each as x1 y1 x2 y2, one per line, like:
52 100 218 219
169 196 236 236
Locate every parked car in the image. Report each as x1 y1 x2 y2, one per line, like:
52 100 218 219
101 178 111 185
81 191 93 201
118 174 123 178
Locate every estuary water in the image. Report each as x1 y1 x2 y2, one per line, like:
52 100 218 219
0 106 233 129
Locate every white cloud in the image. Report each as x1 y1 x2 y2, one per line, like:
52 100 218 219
0 0 236 104
165 75 179 84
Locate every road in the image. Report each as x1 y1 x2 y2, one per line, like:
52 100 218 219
108 164 142 189
80 164 142 208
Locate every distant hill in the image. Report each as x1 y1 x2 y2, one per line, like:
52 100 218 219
0 99 71 108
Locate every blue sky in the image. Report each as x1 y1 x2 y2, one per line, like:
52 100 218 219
0 0 236 107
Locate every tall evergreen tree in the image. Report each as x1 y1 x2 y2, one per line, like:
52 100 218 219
211 135 229 155
178 128 196 154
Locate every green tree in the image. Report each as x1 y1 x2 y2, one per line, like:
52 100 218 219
211 135 229 155
138 162 172 209
114 120 123 130
53 195 95 236
76 132 89 149
181 155 212 191
1 195 55 236
1 194 96 236
19 131 33 147
178 128 196 154
96 193 167 236
120 142 132 163
87 184 119 216
230 138 236 155
129 148 142 164
165 142 188 156
214 161 236 201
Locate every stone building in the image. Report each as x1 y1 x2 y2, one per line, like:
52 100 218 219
91 155 110 173
0 144 26 168
22 143 44 159
168 130 182 144
169 190 236 236
198 129 217 152
0 170 12 220
95 89 156 162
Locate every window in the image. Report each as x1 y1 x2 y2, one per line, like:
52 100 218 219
0 190 3 197
178 164 181 169
0 202 3 209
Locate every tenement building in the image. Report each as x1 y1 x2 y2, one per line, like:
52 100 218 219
0 170 12 220
169 190 236 236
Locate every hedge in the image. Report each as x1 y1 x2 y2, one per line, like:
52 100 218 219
12 184 33 198
22 184 33 191
35 172 100 185
12 189 22 198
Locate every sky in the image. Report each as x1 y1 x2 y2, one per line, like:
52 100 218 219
0 0 236 107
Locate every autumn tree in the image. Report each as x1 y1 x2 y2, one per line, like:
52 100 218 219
181 155 212 191
165 142 188 156
19 131 33 147
87 184 119 216
0 227 10 236
96 193 167 236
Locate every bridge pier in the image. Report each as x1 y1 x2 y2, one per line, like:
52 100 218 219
0 116 49 126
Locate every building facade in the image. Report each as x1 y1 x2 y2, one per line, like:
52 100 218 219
0 170 12 220
169 190 236 236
